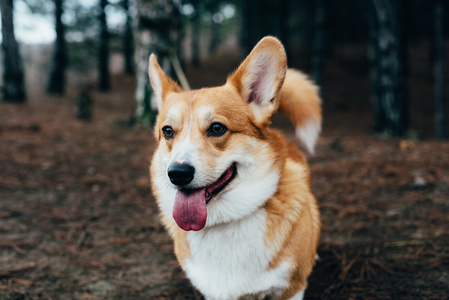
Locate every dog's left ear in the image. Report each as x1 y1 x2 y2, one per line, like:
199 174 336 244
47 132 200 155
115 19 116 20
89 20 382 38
228 36 287 125
148 54 183 111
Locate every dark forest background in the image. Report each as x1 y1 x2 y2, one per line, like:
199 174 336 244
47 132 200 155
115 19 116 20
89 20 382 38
1 0 449 299
1 0 448 138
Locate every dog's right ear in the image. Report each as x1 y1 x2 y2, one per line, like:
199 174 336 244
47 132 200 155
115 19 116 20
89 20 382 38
148 54 183 110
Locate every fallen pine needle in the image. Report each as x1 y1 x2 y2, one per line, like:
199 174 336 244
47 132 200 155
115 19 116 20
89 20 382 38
384 240 424 247
0 262 37 279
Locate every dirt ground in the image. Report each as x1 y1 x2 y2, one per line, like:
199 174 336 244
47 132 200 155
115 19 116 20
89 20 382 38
1 44 449 299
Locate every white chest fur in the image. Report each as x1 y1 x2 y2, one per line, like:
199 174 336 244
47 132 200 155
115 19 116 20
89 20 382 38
184 209 292 300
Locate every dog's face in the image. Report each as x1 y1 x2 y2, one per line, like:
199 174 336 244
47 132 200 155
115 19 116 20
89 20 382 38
150 37 287 231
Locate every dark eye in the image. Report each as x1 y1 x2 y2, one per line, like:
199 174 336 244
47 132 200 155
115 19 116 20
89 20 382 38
162 126 174 139
208 122 227 137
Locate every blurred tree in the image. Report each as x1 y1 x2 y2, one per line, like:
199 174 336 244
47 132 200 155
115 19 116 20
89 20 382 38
240 0 255 56
207 0 221 54
47 0 67 95
0 0 26 102
76 90 93 120
239 0 283 57
324 0 369 45
175 6 185 68
190 0 201 67
279 0 291 61
433 0 446 139
22 0 51 14
310 0 326 87
63 1 104 77
98 0 111 91
122 0 134 75
133 0 182 124
369 0 408 137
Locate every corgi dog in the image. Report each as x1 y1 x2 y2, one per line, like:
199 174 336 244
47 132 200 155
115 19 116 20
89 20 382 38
149 37 321 300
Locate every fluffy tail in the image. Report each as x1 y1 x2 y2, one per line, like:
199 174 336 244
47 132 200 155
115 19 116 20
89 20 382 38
278 69 322 154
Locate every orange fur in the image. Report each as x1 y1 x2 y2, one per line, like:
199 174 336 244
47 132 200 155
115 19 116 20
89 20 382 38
279 70 321 129
264 157 320 299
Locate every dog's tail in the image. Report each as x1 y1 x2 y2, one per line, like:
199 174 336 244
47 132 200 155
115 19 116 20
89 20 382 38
278 69 322 154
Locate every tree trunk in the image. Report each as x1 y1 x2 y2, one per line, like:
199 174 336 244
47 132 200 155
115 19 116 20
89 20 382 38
123 0 134 75
98 0 110 91
47 0 66 95
433 0 446 139
175 10 185 69
369 0 408 137
133 0 179 125
209 18 220 55
279 0 291 62
0 0 26 102
240 0 253 57
207 1 220 55
191 10 200 67
310 0 325 86
303 0 314 71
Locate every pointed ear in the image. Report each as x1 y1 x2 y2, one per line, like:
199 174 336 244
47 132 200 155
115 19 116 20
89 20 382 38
228 37 287 124
148 54 183 110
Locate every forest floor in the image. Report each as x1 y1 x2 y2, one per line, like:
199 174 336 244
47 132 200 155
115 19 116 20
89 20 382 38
1 44 449 299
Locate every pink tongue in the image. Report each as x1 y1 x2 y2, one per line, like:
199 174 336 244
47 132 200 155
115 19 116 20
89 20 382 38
173 188 208 231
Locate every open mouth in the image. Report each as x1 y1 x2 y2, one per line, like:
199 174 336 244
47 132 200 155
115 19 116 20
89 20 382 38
204 163 237 204
172 163 237 231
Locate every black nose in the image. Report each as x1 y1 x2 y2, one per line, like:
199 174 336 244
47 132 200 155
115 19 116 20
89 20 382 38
168 163 195 185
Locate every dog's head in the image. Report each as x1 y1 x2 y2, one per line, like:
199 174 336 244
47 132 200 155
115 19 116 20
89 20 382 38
150 37 287 231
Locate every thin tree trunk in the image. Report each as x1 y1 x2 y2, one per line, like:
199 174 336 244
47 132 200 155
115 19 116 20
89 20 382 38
209 18 220 55
176 27 185 69
207 1 220 55
98 0 110 91
310 0 325 86
191 13 200 67
47 0 66 95
123 0 134 75
369 0 408 137
240 0 252 56
433 0 446 139
133 0 178 125
279 0 291 62
175 7 185 69
0 0 26 102
303 0 314 71
368 3 383 133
